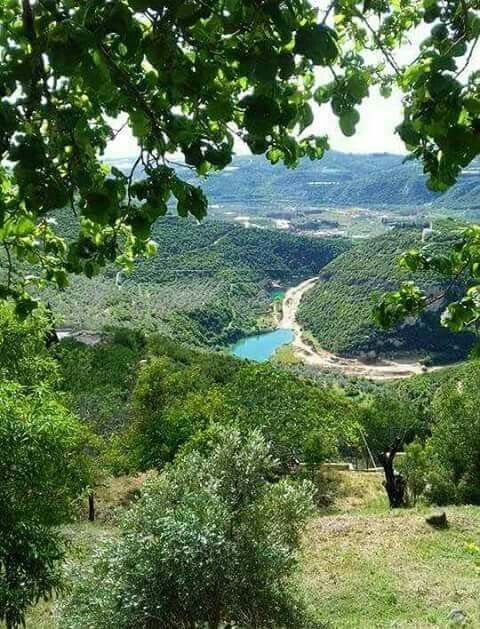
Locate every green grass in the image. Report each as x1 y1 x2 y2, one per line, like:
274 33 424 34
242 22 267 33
27 470 480 628
302 472 480 628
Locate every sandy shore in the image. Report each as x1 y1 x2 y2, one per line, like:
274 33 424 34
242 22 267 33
278 277 430 380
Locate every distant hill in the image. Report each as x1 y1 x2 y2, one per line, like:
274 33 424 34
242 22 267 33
49 218 349 347
112 152 480 215
297 222 475 363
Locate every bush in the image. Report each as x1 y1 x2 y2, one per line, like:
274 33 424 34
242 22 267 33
60 430 316 629
424 466 458 506
396 440 427 505
0 303 58 388
0 384 92 628
424 367 480 505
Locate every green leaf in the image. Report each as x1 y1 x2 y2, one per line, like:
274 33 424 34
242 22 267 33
339 109 360 136
347 75 369 102
130 110 151 140
15 216 35 237
294 24 338 66
241 95 281 137
15 296 38 319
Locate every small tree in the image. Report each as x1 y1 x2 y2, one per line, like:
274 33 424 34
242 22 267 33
0 384 92 628
60 430 315 629
426 368 480 504
360 393 422 508
0 303 58 388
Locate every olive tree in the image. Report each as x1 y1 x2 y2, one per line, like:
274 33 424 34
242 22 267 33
60 430 315 629
360 392 423 508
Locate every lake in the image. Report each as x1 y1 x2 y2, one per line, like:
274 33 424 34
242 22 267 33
232 328 295 362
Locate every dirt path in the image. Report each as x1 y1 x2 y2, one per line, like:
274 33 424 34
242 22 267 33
278 277 430 380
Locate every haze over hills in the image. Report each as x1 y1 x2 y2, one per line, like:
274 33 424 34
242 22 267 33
112 151 480 215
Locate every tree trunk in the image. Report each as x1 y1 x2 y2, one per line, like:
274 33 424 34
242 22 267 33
88 491 95 522
379 437 406 508
44 303 59 348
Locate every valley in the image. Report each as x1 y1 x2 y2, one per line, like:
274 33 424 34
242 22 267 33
10 162 480 625
53 151 472 376
279 277 428 380
4 4 480 627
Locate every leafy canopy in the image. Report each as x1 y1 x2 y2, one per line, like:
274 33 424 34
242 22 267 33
0 303 93 628
0 384 93 629
1 0 479 315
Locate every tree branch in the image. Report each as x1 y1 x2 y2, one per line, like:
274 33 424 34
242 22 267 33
353 9 401 77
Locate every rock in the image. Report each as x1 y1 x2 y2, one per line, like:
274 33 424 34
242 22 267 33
448 608 466 623
425 512 448 528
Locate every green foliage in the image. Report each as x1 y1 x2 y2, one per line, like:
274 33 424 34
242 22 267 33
0 384 92 629
396 440 428 505
388 360 480 506
299 223 475 360
0 303 57 387
60 430 315 629
56 333 143 435
359 392 423 461
0 0 478 317
124 339 359 473
426 364 480 504
378 224 480 336
0 302 96 627
48 218 348 347
0 0 346 306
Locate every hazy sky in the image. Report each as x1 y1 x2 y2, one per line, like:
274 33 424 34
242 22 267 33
105 84 406 159
105 18 477 160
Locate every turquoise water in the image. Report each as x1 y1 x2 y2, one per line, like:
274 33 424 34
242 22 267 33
232 328 295 362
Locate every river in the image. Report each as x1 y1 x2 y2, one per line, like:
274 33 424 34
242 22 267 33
232 277 437 380
231 328 295 362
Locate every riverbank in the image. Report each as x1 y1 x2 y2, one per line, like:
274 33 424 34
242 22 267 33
278 278 431 380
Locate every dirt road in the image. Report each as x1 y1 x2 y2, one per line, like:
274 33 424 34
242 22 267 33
278 277 430 380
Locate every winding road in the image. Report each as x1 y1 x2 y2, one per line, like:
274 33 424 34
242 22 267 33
278 277 430 380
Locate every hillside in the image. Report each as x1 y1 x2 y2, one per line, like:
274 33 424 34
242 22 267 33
28 470 480 629
49 218 349 347
113 152 480 215
297 223 475 362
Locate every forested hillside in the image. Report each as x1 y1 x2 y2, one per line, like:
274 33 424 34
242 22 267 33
297 222 475 362
115 152 480 215
23 325 480 628
49 218 349 347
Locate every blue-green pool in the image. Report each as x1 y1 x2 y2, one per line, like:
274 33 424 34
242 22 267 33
232 328 294 362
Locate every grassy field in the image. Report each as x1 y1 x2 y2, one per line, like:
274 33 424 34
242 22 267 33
27 472 480 628
302 473 480 628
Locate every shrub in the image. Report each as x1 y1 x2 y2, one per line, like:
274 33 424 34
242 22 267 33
424 466 458 506
424 368 480 505
60 430 316 629
0 384 92 628
0 303 57 388
396 440 428 505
